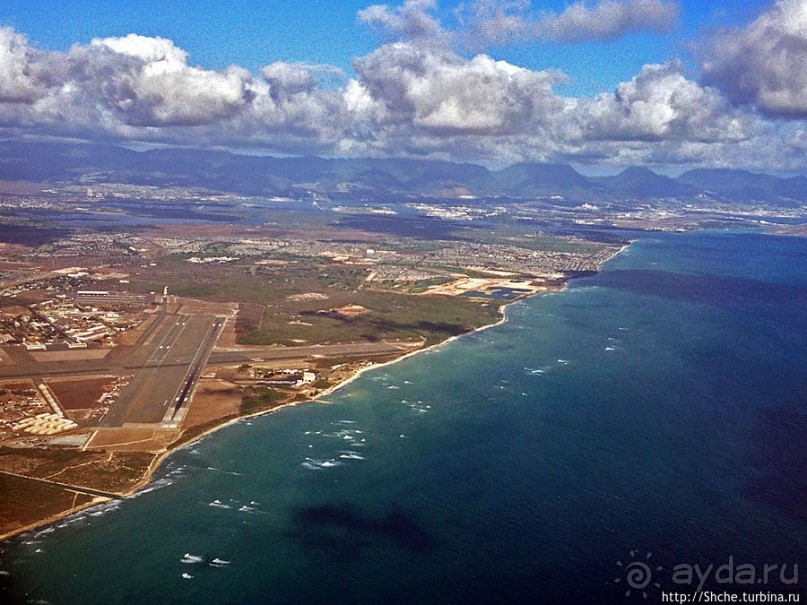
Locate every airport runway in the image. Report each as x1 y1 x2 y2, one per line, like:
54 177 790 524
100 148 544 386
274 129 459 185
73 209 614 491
208 341 406 365
0 312 410 428
101 314 221 426
165 316 225 424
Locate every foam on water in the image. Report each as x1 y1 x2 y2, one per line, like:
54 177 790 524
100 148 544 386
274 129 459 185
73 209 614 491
338 451 366 460
302 457 343 470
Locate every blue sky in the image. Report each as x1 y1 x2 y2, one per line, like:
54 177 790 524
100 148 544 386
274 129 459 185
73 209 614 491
0 0 804 171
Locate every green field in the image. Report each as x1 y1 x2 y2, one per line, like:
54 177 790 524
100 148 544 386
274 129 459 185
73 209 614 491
126 254 504 346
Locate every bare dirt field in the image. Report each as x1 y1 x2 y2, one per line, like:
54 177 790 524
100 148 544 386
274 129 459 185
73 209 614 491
0 380 36 392
47 377 113 410
231 302 263 345
181 379 242 429
116 312 159 346
423 276 547 297
0 474 96 539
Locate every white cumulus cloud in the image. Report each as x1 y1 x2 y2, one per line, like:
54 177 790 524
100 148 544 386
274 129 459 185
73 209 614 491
353 42 567 134
700 0 807 118
0 10 805 172
459 0 679 45
0 27 60 105
581 62 756 142
358 0 445 41
84 34 258 126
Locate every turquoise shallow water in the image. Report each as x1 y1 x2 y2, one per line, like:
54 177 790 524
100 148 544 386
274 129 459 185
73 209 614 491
1 230 805 604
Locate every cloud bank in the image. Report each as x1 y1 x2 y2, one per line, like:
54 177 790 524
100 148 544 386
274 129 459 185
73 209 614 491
0 0 805 171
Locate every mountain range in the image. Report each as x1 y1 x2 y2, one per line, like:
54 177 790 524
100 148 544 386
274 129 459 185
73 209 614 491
0 141 805 206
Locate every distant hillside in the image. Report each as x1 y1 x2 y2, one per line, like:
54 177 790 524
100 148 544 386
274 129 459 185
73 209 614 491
592 167 698 200
492 163 601 201
0 140 805 205
677 169 803 206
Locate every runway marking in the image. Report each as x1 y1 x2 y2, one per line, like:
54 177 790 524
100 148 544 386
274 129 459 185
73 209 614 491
163 317 226 424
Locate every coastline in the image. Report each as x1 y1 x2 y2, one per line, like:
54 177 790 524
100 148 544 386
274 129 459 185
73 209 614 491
0 288 536 542
2 246 629 542
0 496 112 542
117 283 539 497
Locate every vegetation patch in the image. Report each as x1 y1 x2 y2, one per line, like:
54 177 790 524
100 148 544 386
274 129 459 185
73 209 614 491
240 386 288 415
0 447 155 493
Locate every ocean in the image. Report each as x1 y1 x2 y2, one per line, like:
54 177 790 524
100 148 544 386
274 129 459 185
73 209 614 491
1 230 805 604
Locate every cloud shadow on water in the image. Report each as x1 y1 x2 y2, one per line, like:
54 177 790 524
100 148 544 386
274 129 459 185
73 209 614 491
286 504 437 557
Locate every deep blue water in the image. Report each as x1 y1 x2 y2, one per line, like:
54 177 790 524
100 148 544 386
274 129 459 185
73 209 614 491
1 230 805 604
